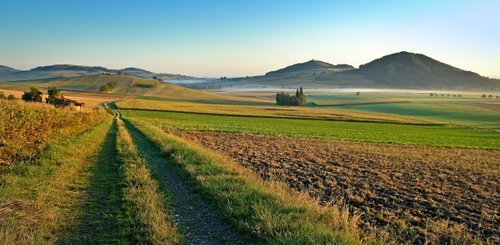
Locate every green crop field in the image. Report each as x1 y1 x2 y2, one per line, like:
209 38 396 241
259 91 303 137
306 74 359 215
306 92 500 130
119 109 500 149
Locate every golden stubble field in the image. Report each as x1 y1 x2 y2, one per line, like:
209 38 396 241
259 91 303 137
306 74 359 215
171 130 500 244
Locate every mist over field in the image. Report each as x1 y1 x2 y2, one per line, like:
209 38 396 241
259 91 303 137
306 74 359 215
1 0 499 244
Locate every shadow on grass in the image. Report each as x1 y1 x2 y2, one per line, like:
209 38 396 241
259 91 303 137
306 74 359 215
55 120 133 245
122 119 252 244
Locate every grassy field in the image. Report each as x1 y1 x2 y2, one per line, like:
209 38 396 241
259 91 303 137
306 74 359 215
116 98 433 124
305 91 500 130
120 109 500 149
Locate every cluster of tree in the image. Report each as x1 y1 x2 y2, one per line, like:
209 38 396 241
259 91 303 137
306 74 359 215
21 87 43 102
275 87 307 106
0 91 16 100
481 94 498 98
430 93 461 97
99 81 118 92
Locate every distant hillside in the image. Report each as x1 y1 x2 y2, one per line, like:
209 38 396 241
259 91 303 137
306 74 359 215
118 67 155 78
351 51 499 90
220 52 499 91
0 64 198 82
0 65 18 74
266 60 354 76
1 74 158 95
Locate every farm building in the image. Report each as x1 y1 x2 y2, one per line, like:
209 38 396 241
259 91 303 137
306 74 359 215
53 96 85 111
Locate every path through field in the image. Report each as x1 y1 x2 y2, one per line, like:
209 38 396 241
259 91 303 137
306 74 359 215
124 119 248 244
55 121 133 244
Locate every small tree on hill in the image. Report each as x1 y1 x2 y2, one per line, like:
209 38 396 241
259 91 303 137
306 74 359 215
481 94 486 98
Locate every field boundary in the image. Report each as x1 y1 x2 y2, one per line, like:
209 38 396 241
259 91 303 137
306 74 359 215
312 99 410 106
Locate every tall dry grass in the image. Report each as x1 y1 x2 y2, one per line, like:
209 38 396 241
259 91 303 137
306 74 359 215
0 100 104 166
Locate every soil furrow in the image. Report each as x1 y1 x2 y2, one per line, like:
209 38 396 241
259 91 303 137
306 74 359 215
171 130 500 244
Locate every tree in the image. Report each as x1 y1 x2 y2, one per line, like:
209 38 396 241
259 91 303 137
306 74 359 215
429 93 433 97
22 87 42 102
7 94 15 100
356 92 360 96
488 94 493 98
0 91 5 100
46 87 61 104
481 94 486 98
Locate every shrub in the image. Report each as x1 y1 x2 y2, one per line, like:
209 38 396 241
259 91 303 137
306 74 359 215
7 95 15 100
0 91 5 100
99 81 118 92
22 87 43 102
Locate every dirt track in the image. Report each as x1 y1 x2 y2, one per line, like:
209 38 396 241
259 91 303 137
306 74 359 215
171 130 500 243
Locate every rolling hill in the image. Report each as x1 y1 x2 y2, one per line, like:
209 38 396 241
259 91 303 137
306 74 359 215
0 74 158 95
350 51 499 90
0 73 269 105
0 65 18 74
0 64 197 82
266 60 354 76
220 52 500 91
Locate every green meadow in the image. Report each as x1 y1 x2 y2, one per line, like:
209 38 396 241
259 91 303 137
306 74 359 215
120 109 500 149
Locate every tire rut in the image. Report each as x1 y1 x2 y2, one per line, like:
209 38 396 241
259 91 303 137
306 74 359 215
123 121 249 245
55 120 132 244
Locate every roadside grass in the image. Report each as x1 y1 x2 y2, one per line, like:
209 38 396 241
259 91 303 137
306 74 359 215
0 118 119 244
116 98 432 125
120 109 500 149
0 100 105 166
125 118 385 244
116 118 181 244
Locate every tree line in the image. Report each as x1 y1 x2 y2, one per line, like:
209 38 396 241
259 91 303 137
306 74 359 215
276 87 307 106
20 87 61 104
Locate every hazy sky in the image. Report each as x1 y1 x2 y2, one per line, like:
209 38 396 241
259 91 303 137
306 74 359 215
1 0 499 77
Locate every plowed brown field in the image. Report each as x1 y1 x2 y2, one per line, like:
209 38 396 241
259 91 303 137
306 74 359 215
171 130 500 244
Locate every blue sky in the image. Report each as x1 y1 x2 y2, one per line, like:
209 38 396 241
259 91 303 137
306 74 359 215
0 0 499 77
